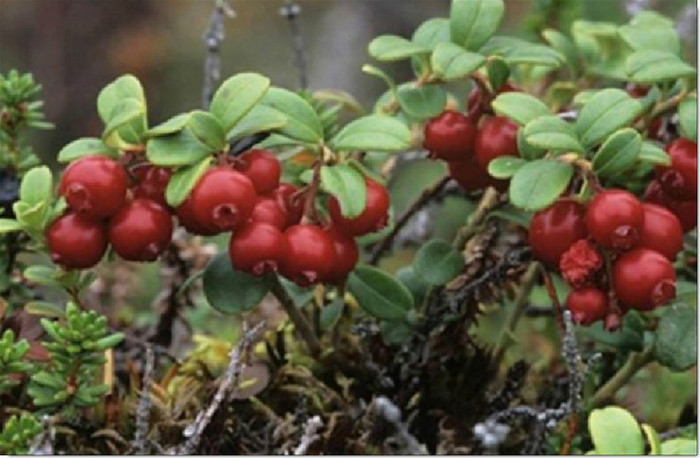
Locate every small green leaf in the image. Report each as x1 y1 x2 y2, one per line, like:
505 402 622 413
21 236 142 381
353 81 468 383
320 296 344 332
412 18 450 50
575 88 642 148
589 406 644 455
368 35 430 62
97 74 146 124
320 164 366 218
202 253 270 314
618 21 680 55
542 29 580 75
330 115 411 152
678 96 697 141
146 129 213 167
523 115 584 153
488 156 525 178
412 239 465 286
24 301 66 319
509 160 573 211
102 98 146 146
57 138 117 163
592 128 641 178
260 88 323 144
187 110 226 151
626 50 696 83
661 438 697 455
226 105 287 142
380 319 414 345
487 57 510 92
491 92 551 126
209 73 271 132
396 85 447 119
641 424 662 455
23 265 63 288
0 219 23 234
450 0 504 51
165 157 212 208
20 166 52 207
654 303 697 371
347 264 413 321
145 113 190 137
480 36 563 67
430 42 485 81
517 129 546 160
395 266 430 303
638 141 670 166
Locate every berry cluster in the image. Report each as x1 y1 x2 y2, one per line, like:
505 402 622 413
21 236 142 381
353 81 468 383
529 187 687 327
47 149 390 287
423 83 519 192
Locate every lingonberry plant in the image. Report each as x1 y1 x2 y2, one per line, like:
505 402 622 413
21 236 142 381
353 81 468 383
0 0 696 454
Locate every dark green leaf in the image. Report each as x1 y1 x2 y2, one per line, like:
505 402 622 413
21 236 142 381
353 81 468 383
589 406 644 455
450 0 504 51
279 277 314 307
395 266 430 303
145 113 189 137
678 96 697 141
654 303 697 371
187 110 226 151
396 84 447 119
146 129 213 167
592 128 641 178
430 42 485 81
320 164 366 218
523 115 584 153
20 166 52 207
260 88 323 144
509 160 573 211
57 138 117 163
491 92 550 126
330 115 411 152
626 50 696 83
320 296 344 332
347 264 413 321
380 319 414 345
368 35 430 62
413 239 464 286
487 57 510 91
209 73 271 132
165 157 212 207
488 156 525 178
226 105 287 142
575 89 642 148
412 18 450 50
202 253 269 314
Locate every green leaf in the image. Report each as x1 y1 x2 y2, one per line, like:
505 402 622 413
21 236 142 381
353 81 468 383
23 265 63 288
97 74 146 124
260 88 323 144
654 303 697 371
395 266 430 303
0 219 23 234
320 296 344 332
592 128 641 178
368 35 429 62
523 115 584 153
626 50 696 83
491 92 550 126
430 42 485 81
102 97 146 146
380 319 414 345
575 89 642 148
165 157 212 208
488 156 525 178
320 164 366 218
347 264 413 321
641 424 662 455
480 36 563 67
13 201 46 232
361 64 396 92
661 439 697 455
618 21 680 55
542 29 580 75
24 301 66 319
450 0 504 51
509 160 573 211
187 110 226 151
226 105 287 141
412 239 464 286
209 73 271 132
487 57 510 91
146 128 213 167
202 253 270 314
57 138 117 163
412 18 450 50
517 128 546 160
279 277 314 307
330 115 411 153
583 310 645 351
145 113 190 137
20 166 52 207
678 96 697 141
638 141 671 166
396 85 447 119
589 406 644 455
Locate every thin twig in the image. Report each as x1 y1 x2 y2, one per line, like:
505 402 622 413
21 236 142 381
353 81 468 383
590 346 654 408
202 0 235 109
130 347 155 454
270 276 321 357
280 1 308 90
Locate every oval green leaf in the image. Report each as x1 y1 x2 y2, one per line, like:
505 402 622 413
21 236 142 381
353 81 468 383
412 239 465 286
491 92 551 126
450 0 504 51
638 141 671 166
368 35 430 62
589 406 644 455
57 138 117 163
488 156 525 178
102 97 146 146
145 113 190 137
320 164 366 218
20 166 52 207
226 105 287 142
626 50 696 84
330 115 411 152
396 85 447 119
575 88 642 148
412 18 450 50
523 115 584 153
165 157 212 208
347 264 414 321
209 72 271 132
678 96 697 141
430 42 485 81
187 110 226 151
146 128 214 167
509 160 573 211
592 128 641 178
97 74 146 124
202 253 270 315
260 87 323 144
654 303 697 371
0 218 23 234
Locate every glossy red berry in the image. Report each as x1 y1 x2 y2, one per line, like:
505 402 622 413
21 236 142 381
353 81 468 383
566 288 608 326
586 189 644 250
188 167 257 233
59 156 128 219
613 248 676 311
175 196 219 236
235 149 281 194
423 110 478 161
108 198 173 262
324 226 359 284
475 116 520 170
249 196 289 230
131 163 172 208
643 180 697 232
46 212 108 269
281 224 335 287
329 177 389 236
638 203 683 261
528 200 588 268
272 183 304 227
656 138 697 201
448 157 508 192
229 222 286 275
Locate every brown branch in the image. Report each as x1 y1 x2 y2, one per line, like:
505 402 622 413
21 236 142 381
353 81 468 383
541 266 565 335
270 275 321 357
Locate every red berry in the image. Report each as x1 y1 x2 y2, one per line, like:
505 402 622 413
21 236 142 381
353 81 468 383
528 200 588 268
586 189 644 250
613 248 676 311
108 198 173 262
559 239 603 289
46 212 108 269
643 180 697 232
250 196 289 230
324 226 359 284
272 183 304 227
131 163 172 208
229 222 286 276
281 224 335 286
656 138 697 201
566 288 608 326
175 196 219 236
475 116 519 170
188 167 257 233
638 203 683 261
423 110 478 161
626 83 650 98
59 156 128 219
329 177 389 236
448 157 508 192
235 149 281 194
